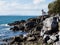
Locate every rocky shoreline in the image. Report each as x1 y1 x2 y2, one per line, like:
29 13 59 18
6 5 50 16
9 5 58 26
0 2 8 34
6 15 50 45
0 15 60 45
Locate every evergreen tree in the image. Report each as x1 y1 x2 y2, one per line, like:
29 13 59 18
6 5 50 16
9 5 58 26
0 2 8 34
48 0 60 15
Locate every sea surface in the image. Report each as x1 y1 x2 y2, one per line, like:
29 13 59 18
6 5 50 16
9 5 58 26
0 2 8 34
0 16 36 42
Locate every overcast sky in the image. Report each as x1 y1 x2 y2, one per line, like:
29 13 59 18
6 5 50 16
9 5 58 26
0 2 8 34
0 0 54 16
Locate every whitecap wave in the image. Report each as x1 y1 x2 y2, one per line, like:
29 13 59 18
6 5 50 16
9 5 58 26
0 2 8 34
0 34 5 36
0 24 9 26
1 28 10 30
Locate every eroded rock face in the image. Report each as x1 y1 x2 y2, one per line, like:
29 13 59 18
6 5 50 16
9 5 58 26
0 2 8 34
40 16 60 44
40 16 59 36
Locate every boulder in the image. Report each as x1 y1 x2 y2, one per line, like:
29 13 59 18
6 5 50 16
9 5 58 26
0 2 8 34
11 35 24 44
8 20 26 26
27 18 37 22
10 26 20 31
25 22 37 30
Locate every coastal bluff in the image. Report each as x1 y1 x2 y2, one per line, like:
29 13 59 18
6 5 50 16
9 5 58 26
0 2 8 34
1 15 60 45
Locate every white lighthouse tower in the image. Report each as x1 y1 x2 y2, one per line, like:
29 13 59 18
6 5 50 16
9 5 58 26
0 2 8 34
42 9 46 15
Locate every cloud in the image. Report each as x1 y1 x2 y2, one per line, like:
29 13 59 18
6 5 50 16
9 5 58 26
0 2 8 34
33 0 45 4
0 0 52 16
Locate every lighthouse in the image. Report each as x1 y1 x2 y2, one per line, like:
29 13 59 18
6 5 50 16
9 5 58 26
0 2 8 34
42 9 46 15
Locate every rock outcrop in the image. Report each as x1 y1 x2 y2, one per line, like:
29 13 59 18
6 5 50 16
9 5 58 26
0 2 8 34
5 15 60 45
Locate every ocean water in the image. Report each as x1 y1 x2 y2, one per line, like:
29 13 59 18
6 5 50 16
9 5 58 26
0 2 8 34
0 16 36 41
0 16 36 24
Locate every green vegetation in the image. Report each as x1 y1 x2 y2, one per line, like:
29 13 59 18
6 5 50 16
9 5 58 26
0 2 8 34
48 0 60 15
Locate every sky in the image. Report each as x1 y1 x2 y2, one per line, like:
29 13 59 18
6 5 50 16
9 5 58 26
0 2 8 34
0 0 54 16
